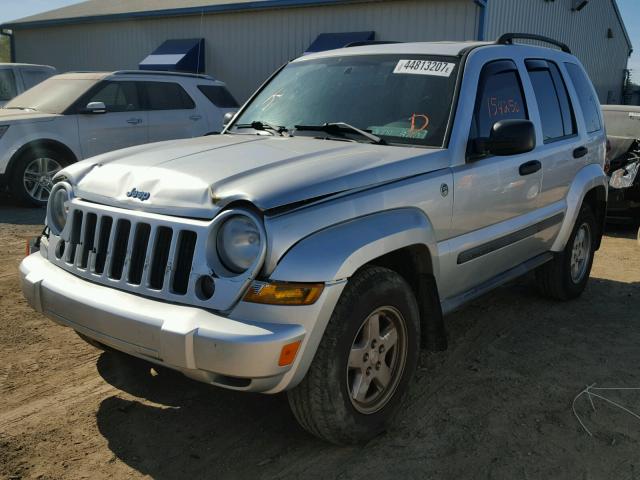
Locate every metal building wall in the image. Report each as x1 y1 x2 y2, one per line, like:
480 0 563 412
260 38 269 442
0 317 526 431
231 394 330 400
12 0 479 101
485 0 631 103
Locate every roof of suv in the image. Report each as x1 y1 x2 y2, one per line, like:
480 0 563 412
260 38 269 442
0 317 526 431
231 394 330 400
51 70 219 82
300 41 492 61
0 62 56 69
299 39 576 62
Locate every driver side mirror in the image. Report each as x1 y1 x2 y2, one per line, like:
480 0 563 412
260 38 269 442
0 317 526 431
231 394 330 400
483 119 536 156
81 101 107 114
223 111 237 126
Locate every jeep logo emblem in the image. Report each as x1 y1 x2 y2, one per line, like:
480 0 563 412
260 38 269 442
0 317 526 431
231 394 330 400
126 188 150 201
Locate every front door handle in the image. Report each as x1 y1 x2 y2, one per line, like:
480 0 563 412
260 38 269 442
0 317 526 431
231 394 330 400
189 114 202 121
519 160 541 176
573 146 588 158
127 118 142 125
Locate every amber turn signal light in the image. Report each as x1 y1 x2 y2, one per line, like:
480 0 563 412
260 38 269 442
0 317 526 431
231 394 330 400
278 340 302 367
243 281 324 306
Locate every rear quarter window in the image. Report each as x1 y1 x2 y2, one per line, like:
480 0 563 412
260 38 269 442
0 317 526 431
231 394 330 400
565 63 601 133
198 85 239 108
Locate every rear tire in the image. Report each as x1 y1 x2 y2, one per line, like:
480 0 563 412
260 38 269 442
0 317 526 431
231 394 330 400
287 266 420 445
536 204 598 300
10 147 71 207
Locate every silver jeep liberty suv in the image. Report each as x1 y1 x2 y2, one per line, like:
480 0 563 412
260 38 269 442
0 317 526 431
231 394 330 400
20 34 608 444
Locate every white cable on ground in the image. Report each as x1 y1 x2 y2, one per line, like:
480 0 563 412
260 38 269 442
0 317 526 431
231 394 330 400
572 384 640 436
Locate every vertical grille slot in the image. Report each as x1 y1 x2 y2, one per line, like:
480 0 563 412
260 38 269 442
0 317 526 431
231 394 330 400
149 227 172 290
172 230 197 295
94 216 113 274
78 213 97 269
109 219 131 280
127 223 151 285
64 210 83 264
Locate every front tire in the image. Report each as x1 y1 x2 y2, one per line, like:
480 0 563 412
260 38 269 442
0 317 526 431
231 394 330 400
10 147 70 207
536 204 598 300
287 266 420 445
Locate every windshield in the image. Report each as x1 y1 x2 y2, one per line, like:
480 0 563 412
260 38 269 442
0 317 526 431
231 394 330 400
231 54 460 147
4 77 98 114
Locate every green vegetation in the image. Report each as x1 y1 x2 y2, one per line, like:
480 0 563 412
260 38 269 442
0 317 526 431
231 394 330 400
0 35 10 62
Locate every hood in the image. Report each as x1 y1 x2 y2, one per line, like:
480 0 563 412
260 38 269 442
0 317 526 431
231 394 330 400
0 108 57 123
70 134 449 218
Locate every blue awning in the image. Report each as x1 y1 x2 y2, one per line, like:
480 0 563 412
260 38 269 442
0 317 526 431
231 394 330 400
139 38 205 73
304 31 375 54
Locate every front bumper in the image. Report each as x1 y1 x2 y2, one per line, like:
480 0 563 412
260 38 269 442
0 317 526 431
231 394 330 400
19 252 321 392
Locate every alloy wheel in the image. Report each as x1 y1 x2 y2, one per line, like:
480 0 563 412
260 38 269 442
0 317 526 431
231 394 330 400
346 306 408 414
23 157 62 203
570 222 591 283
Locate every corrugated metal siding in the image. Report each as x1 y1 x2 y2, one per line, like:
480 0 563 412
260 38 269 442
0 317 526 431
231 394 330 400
13 0 479 101
485 0 631 103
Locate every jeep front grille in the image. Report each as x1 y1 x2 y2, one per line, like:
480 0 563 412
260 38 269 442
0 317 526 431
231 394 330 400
46 198 265 311
51 202 199 297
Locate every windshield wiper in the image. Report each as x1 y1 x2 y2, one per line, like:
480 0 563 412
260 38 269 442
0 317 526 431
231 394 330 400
294 122 385 145
234 121 288 136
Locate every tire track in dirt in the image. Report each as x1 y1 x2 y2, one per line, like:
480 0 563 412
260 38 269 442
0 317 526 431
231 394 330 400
2 204 640 480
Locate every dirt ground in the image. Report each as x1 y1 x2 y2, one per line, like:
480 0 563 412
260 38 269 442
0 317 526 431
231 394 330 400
1 197 639 480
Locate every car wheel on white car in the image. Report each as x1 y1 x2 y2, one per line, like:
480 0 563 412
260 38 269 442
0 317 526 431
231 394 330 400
287 266 420 445
11 147 71 207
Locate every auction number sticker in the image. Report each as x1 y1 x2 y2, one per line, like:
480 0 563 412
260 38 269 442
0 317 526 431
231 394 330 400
393 59 456 77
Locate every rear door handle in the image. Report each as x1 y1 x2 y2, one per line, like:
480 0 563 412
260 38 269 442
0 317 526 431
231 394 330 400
127 118 142 125
189 114 202 121
573 146 588 158
519 160 541 176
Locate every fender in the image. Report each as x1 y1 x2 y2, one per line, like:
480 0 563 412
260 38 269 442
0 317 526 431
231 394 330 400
551 163 608 252
269 207 440 282
5 137 80 180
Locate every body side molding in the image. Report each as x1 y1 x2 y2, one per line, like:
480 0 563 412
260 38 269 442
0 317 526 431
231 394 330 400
457 213 564 264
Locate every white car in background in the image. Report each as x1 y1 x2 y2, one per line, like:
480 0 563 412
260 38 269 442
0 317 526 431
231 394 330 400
0 70 239 205
0 63 56 107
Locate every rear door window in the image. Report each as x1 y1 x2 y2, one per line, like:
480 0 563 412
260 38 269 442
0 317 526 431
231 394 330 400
0 69 17 101
198 85 239 108
143 81 195 110
565 62 601 133
468 60 528 156
525 60 576 142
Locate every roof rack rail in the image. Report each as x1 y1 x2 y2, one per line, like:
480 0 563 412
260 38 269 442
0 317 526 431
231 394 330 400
113 70 215 80
344 40 402 48
496 33 571 54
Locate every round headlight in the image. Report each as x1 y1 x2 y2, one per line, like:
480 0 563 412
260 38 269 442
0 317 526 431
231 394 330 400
216 215 262 273
48 185 71 235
